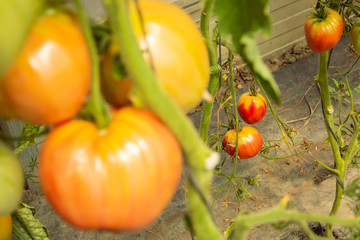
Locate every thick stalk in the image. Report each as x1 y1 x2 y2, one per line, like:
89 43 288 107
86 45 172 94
316 52 344 236
199 0 221 141
106 1 222 239
73 0 110 129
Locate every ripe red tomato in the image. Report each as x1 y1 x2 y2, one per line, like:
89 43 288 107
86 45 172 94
237 92 267 124
222 126 263 159
0 9 91 125
0 141 24 216
304 7 343 53
351 18 360 54
39 107 183 230
102 0 209 111
0 214 12 240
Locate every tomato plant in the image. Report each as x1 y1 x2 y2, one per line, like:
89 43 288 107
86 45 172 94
102 0 210 112
0 214 12 240
237 92 267 124
0 141 24 216
222 126 263 159
304 7 343 53
0 9 91 125
351 18 360 54
39 107 183 230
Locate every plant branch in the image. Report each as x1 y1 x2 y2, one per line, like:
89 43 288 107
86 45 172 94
199 0 221 142
73 0 110 129
106 1 222 239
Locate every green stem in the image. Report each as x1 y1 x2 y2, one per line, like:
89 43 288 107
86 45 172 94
73 0 110 129
255 77 296 158
230 196 360 240
199 0 220 141
106 1 222 239
337 75 354 131
316 52 346 236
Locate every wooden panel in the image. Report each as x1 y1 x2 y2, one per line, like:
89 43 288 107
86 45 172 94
257 7 312 44
270 0 315 24
258 25 306 58
269 0 297 11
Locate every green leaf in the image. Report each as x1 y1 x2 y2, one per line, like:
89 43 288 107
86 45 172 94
332 78 340 88
328 85 335 93
12 202 49 240
0 0 44 76
14 123 46 155
213 0 271 38
239 35 281 103
213 0 281 104
224 219 235 240
353 87 360 95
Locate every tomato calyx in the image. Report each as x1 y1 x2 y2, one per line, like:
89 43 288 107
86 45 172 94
248 84 260 97
311 5 329 22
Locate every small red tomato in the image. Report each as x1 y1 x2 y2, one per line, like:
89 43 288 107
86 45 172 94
237 92 267 124
304 7 343 53
222 126 263 159
39 107 183 230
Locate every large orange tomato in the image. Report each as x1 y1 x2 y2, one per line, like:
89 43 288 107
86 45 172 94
39 107 183 230
0 9 91 125
222 126 263 159
0 214 12 240
102 0 209 112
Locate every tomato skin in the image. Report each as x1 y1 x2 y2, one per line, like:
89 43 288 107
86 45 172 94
39 107 183 230
0 141 24 216
351 18 360 54
101 49 132 107
222 126 263 159
0 9 91 125
0 214 12 240
304 8 343 53
237 92 267 124
102 0 209 111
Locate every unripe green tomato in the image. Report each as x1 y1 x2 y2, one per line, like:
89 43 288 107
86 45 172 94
0 141 24 215
351 18 360 54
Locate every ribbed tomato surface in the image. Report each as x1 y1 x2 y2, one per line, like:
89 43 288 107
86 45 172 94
304 7 343 53
102 0 209 112
222 126 263 159
39 107 183 230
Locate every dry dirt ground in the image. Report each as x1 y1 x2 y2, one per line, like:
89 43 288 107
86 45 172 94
19 38 360 240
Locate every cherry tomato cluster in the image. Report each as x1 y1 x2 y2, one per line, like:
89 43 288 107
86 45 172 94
222 91 266 159
0 0 209 231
